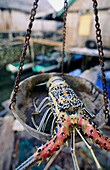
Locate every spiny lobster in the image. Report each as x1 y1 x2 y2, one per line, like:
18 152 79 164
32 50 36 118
16 76 110 170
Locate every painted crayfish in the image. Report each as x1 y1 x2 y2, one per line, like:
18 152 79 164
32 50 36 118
16 76 110 170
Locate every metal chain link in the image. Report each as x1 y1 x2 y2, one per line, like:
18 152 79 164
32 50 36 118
92 0 109 121
9 0 39 110
61 0 68 74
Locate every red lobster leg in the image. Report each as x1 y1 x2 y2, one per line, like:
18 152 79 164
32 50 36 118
71 114 110 151
33 113 71 162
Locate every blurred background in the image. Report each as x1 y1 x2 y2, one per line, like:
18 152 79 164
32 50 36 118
0 0 110 169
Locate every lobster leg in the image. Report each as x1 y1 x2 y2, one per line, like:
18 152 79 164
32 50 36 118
83 108 95 118
33 97 50 113
71 128 79 170
76 128 102 170
31 106 52 130
31 97 51 130
38 108 52 131
51 116 57 135
31 116 39 129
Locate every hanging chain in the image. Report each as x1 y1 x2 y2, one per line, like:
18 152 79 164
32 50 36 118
9 0 109 122
61 0 68 74
92 0 109 121
9 0 39 110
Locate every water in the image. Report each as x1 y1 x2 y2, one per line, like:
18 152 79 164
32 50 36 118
0 68 14 110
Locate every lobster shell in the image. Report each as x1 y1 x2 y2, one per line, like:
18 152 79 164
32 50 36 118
11 73 105 142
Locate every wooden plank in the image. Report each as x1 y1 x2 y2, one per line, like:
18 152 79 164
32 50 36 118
17 36 62 47
55 46 110 58
0 115 14 170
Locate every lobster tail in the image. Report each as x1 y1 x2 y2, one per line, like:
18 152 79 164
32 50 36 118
70 114 110 151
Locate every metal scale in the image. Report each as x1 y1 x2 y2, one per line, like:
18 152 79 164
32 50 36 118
9 0 109 143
